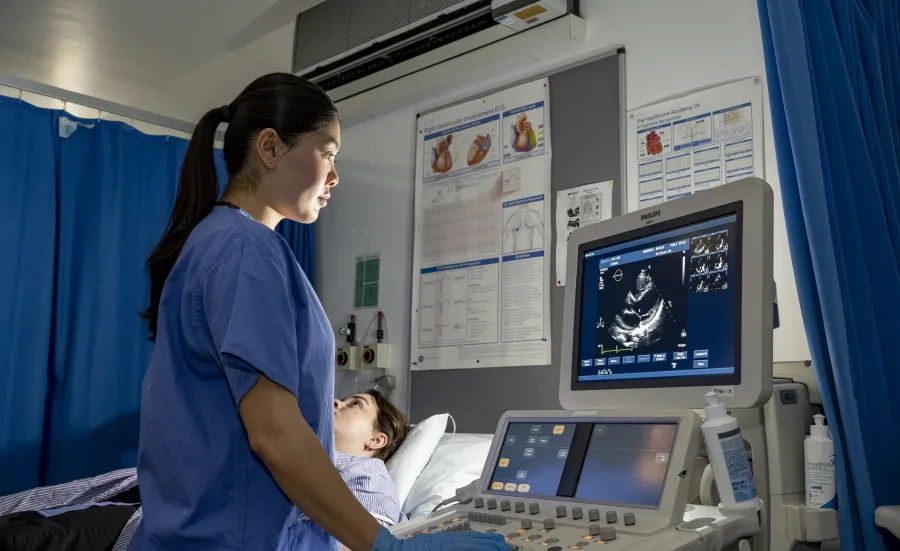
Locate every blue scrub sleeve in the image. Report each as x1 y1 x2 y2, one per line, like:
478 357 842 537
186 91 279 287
201 245 300 404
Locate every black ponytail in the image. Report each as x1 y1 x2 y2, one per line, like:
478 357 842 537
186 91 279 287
142 73 338 340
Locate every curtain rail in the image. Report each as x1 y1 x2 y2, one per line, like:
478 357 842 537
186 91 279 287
0 71 225 143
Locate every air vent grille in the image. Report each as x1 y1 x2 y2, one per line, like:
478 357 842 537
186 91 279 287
292 0 491 76
309 6 495 92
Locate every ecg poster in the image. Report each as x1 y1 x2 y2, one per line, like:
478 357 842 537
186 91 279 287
411 78 552 370
626 78 764 212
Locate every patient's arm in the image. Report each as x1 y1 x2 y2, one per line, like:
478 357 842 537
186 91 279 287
335 452 406 548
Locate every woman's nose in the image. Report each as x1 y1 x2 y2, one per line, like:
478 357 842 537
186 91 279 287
334 399 343 409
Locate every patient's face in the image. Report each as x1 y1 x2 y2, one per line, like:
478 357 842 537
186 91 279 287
334 394 386 457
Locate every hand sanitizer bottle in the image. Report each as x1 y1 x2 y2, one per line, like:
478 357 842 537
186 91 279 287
702 390 758 509
805 414 837 509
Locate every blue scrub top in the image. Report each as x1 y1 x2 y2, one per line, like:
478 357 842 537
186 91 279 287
129 206 337 551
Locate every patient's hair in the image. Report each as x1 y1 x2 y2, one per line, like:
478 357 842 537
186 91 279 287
364 390 408 462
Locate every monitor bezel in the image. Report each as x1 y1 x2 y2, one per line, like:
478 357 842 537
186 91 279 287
569 202 743 391
559 177 773 409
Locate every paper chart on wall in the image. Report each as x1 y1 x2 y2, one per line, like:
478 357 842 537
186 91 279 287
626 77 764 212
555 181 613 286
411 78 552 371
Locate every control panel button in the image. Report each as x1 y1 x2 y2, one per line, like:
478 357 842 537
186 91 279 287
527 534 541 539
624 512 636 526
487 499 497 510
588 509 600 522
474 497 484 508
588 524 601 536
543 519 555 530
486 528 497 533
506 533 521 538
574 541 589 547
544 538 559 544
548 547 562 551
571 507 583 520
529 503 540 515
520 520 532 530
599 527 617 541
501 500 511 511
555 506 567 518
606 511 618 524
515 502 526 513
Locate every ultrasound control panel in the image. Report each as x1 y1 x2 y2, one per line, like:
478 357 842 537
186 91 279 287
392 410 704 550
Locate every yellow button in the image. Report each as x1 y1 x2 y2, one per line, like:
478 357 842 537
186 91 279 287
499 458 510 467
505 482 518 491
583 536 593 540
553 425 565 434
518 483 531 493
492 481 504 490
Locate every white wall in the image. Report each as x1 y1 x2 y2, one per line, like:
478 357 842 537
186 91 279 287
317 0 811 414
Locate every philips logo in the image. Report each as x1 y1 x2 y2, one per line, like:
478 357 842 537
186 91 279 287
641 210 661 222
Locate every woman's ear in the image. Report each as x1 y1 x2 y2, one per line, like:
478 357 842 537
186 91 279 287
367 432 388 453
254 128 283 170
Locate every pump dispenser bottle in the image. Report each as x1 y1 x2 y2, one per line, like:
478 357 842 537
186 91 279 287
702 390 758 509
805 414 836 509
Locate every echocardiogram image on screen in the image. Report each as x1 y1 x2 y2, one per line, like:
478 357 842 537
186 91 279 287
595 253 686 356
577 213 740 385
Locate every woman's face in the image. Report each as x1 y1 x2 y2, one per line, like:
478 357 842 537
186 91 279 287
264 120 341 224
333 393 387 457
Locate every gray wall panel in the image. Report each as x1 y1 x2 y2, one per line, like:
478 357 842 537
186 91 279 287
410 52 625 433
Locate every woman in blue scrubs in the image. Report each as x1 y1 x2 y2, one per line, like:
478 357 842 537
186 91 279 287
130 73 508 551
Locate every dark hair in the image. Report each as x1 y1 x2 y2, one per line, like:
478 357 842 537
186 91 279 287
141 73 338 339
364 390 409 462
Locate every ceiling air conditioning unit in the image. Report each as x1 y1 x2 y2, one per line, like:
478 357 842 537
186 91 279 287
293 0 585 122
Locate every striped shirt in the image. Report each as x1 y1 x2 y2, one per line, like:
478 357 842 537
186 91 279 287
334 452 406 526
1 453 404 550
0 469 139 551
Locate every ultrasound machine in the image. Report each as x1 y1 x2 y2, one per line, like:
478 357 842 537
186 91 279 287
391 177 839 551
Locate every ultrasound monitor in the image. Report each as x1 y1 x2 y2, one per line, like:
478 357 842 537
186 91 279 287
559 177 774 409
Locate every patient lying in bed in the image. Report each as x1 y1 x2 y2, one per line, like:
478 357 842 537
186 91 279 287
332 389 409 527
0 389 410 549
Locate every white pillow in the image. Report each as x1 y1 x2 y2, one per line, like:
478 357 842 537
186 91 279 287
386 413 448 508
403 433 493 519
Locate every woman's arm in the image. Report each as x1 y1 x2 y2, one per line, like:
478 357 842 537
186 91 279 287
239 375 381 551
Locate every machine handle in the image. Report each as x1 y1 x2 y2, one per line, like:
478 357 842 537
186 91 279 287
876 506 900 540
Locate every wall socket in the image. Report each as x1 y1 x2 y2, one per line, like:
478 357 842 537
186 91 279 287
362 344 391 369
336 345 361 370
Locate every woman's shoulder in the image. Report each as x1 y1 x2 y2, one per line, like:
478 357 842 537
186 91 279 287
190 209 299 278
335 453 393 484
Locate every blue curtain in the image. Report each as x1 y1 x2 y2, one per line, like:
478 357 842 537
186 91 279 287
44 115 190 485
0 98 57 494
0 98 306 493
277 220 316 288
757 1 900 550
